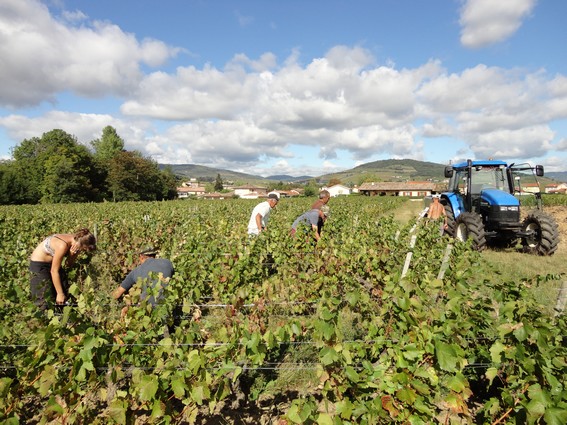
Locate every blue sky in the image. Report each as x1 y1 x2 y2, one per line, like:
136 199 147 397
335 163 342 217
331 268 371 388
1 0 566 177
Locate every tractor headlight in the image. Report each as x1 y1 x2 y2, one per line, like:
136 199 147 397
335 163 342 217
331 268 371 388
497 206 519 212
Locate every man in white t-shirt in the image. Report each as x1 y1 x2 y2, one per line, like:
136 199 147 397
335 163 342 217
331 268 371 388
247 193 279 236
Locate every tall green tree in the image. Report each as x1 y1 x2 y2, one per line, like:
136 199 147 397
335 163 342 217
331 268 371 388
91 125 125 162
303 180 320 197
214 173 223 191
159 166 178 199
40 153 94 203
0 160 39 204
10 129 102 204
108 151 176 201
90 126 127 200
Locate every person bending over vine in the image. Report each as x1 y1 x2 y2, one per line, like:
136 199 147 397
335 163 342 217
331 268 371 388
29 228 97 310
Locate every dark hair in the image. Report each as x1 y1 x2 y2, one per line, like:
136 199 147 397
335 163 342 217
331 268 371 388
139 246 158 257
74 228 96 251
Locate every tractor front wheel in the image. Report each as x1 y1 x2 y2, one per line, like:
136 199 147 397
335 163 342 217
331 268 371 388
521 211 559 255
454 212 487 251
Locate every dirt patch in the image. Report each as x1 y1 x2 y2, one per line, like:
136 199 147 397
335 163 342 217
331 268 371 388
545 206 567 254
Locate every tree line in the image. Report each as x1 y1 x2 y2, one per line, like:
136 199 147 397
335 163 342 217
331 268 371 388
0 126 177 205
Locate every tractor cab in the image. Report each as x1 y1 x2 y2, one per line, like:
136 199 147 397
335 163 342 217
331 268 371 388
446 162 511 206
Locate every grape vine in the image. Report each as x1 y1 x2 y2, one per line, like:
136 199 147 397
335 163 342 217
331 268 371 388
0 197 565 424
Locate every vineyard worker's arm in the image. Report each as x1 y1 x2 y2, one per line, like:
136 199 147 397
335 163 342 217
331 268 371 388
113 281 132 318
50 238 70 305
312 223 321 240
113 271 137 301
255 212 264 233
112 286 127 300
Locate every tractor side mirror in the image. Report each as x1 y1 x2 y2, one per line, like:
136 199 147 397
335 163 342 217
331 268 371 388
535 165 544 177
444 166 454 178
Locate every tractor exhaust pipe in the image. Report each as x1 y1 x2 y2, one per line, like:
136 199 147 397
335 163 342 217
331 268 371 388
466 159 473 212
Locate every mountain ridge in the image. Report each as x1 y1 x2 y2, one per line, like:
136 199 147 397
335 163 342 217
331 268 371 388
163 160 567 185
547 172 567 183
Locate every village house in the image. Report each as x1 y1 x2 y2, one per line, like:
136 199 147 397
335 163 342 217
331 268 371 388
358 181 437 197
176 178 208 198
320 184 351 197
233 184 268 199
176 185 206 198
546 183 567 194
519 183 541 194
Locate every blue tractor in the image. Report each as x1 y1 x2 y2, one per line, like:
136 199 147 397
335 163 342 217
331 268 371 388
441 159 559 255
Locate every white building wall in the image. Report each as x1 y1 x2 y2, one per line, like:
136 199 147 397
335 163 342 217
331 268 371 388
323 185 351 197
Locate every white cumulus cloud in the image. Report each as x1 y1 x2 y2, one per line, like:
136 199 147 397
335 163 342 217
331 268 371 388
459 0 537 48
0 0 180 107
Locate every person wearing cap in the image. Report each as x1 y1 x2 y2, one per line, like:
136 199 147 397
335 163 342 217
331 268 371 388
112 246 174 314
290 205 330 242
247 193 279 236
426 194 448 235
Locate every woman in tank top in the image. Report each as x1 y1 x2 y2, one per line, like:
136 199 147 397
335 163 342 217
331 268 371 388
29 228 96 310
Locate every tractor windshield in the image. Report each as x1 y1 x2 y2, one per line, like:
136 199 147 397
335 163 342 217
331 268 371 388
448 165 509 194
469 165 508 194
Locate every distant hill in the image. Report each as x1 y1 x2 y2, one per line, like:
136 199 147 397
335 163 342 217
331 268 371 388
319 159 447 184
162 159 447 186
163 160 566 186
547 172 567 183
265 174 314 182
162 163 314 184
160 164 265 184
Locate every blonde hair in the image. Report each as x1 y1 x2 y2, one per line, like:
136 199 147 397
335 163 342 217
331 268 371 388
74 228 97 251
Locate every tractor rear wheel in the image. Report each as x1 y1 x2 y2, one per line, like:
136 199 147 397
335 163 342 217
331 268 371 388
444 203 455 236
521 211 559 255
454 212 487 251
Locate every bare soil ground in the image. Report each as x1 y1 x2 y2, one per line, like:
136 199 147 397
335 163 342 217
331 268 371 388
546 206 567 255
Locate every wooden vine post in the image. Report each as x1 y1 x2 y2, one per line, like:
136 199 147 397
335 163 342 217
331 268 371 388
437 244 453 280
554 280 567 317
401 234 417 278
